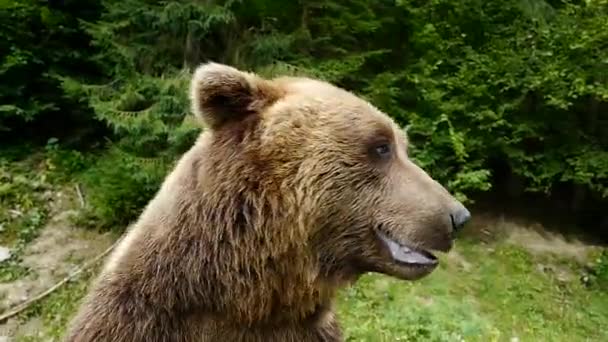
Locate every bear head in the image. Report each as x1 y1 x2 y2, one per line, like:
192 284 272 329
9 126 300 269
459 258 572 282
189 62 470 284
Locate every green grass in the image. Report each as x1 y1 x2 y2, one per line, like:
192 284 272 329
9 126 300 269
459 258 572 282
337 239 608 342
9 239 607 341
0 258 31 283
15 268 97 342
0 158 50 283
0 162 49 247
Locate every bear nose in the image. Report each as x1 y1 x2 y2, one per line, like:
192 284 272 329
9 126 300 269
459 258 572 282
450 207 471 232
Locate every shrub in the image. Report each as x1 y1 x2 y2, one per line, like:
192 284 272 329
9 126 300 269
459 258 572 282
77 148 171 229
584 249 608 290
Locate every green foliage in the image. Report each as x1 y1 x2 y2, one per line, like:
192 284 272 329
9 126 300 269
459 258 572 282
54 1 209 225
224 0 608 202
586 249 608 290
376 0 608 201
61 70 200 228
1 0 607 226
44 138 91 180
0 0 101 132
76 148 171 229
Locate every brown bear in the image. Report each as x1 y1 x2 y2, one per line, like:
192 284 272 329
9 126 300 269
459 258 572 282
64 62 470 342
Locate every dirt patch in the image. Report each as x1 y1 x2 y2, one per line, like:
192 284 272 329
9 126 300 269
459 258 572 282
505 225 592 262
465 212 598 263
0 188 114 340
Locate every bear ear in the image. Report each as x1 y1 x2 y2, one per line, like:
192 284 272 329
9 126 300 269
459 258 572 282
189 62 282 130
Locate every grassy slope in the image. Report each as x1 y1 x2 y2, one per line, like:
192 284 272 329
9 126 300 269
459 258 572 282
11 239 607 342
2 155 607 342
338 239 607 341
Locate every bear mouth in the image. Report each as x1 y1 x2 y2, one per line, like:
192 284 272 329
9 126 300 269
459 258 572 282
375 229 438 267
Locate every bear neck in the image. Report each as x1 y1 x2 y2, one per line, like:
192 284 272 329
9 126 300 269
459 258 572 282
174 182 335 326
123 132 343 326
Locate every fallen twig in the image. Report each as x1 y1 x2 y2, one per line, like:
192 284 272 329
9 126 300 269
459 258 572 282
8 209 23 217
75 183 86 208
0 238 121 323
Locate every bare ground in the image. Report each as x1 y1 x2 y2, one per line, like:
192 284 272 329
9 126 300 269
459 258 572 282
0 188 114 340
466 211 599 262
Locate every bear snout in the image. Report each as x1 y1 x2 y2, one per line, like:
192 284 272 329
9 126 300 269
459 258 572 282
450 206 471 232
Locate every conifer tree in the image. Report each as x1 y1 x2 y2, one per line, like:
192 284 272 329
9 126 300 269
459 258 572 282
45 0 608 225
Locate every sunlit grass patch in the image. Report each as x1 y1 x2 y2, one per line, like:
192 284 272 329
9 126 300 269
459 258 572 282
337 240 608 342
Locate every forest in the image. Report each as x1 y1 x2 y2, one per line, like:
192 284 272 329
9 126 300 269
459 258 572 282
1 0 607 340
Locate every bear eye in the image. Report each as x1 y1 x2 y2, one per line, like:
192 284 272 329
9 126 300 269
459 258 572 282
374 143 392 159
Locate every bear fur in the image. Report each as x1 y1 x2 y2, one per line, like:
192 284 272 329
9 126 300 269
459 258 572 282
64 63 469 342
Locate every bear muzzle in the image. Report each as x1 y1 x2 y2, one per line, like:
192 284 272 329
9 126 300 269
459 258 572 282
450 206 471 232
